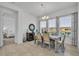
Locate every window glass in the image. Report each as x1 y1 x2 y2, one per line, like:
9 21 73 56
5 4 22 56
59 15 72 35
48 18 56 28
40 21 47 33
48 18 56 34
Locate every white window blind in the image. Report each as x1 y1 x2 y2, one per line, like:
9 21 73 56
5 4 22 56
59 15 72 27
48 18 56 28
40 21 46 28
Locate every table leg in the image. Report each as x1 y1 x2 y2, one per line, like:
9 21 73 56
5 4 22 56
34 39 36 44
52 40 55 48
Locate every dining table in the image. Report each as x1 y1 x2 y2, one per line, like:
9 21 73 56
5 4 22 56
49 35 61 52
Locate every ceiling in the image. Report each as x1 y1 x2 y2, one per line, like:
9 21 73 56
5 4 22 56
11 2 77 17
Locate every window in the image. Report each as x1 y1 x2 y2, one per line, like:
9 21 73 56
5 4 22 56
48 18 56 34
48 19 56 28
40 21 47 33
59 15 71 27
59 15 72 35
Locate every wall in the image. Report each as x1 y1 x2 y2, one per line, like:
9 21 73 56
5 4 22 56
0 8 3 47
0 2 38 45
78 3 79 48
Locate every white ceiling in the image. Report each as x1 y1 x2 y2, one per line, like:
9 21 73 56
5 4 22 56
11 2 77 17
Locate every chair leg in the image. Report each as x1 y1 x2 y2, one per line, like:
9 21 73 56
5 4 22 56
61 44 65 52
49 41 51 49
55 42 59 53
49 43 51 49
37 40 40 45
41 39 44 47
52 40 55 48
34 39 36 44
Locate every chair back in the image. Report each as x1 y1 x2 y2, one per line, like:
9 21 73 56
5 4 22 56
37 33 42 40
43 33 49 42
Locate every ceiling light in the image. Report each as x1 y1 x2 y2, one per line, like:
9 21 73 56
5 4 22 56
46 16 49 19
41 16 50 20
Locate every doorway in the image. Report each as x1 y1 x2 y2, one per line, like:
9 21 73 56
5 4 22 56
0 6 18 46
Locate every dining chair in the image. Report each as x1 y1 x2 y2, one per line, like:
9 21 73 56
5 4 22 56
34 35 38 44
56 34 66 52
34 33 42 45
42 33 51 49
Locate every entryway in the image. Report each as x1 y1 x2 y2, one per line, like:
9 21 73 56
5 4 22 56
0 5 18 47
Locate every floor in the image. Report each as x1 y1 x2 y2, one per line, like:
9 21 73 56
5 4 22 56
0 38 79 56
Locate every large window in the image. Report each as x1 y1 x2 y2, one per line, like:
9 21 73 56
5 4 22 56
48 18 56 34
40 15 72 36
59 15 72 35
40 21 47 33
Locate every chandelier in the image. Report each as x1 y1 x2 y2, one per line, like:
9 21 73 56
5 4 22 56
42 16 49 20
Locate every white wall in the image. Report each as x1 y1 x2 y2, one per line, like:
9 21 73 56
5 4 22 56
0 9 3 47
78 3 79 48
0 2 38 45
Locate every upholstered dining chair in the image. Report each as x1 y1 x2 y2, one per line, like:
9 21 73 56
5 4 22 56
56 34 66 52
34 35 38 44
34 33 42 45
42 33 51 49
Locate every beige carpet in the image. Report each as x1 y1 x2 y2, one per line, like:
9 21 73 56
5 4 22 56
0 38 79 56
